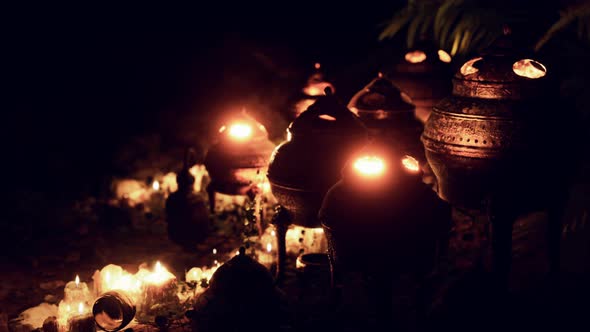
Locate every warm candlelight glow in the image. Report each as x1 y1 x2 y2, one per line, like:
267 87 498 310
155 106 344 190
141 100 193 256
512 59 546 79
77 302 84 315
353 156 386 177
460 57 482 76
438 49 452 63
303 82 334 96
75 275 80 286
186 267 203 283
228 123 253 140
295 98 315 117
405 50 427 64
212 248 217 255
319 114 336 121
402 155 420 173
314 62 321 70
138 261 175 286
266 243 272 253
152 180 160 191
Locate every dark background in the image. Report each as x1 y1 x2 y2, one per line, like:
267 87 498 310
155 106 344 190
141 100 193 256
4 1 589 250
5 2 405 199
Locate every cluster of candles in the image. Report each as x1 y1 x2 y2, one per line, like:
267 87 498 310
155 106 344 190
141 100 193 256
52 222 326 330
113 164 208 206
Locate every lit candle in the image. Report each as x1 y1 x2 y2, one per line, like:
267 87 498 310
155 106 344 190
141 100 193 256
136 262 178 320
64 275 91 304
257 242 275 269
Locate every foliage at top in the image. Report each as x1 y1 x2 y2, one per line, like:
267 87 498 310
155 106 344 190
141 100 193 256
379 0 590 55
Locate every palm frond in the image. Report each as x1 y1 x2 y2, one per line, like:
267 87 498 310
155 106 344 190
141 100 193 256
535 3 590 51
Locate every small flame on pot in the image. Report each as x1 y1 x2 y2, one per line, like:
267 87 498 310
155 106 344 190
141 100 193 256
460 57 483 76
152 180 160 191
405 50 427 64
512 59 546 79
228 123 252 140
438 50 452 63
402 155 420 173
353 156 385 177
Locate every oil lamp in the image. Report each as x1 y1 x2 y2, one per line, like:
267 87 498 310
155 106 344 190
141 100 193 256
319 141 450 328
421 37 563 289
267 88 368 281
391 45 452 123
348 72 423 160
165 149 209 250
291 63 336 119
189 247 285 332
204 111 276 212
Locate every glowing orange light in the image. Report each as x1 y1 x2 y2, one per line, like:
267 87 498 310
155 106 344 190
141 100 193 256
266 243 272 253
319 114 336 121
141 261 175 285
400 92 413 104
152 180 160 191
405 50 427 64
512 59 546 79
228 123 252 140
353 156 386 177
401 155 420 173
460 57 482 76
314 62 321 70
75 275 80 286
438 50 452 63
303 82 333 96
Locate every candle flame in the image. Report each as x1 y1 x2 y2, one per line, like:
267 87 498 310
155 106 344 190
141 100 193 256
212 248 217 255
152 180 160 191
460 57 482 76
405 50 427 64
236 250 240 256
78 303 84 314
105 271 111 283
402 155 420 173
438 50 452 63
314 62 321 70
513 59 546 79
271 230 276 237
228 123 252 140
266 243 272 253
141 261 175 285
75 275 80 286
353 156 385 177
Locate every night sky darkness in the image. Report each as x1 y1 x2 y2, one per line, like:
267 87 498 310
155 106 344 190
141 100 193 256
6 3 403 199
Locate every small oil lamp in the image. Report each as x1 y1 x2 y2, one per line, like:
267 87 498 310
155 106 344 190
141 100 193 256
319 141 450 327
267 88 368 281
348 72 423 159
189 247 285 332
391 45 452 123
422 36 564 290
204 111 276 212
165 148 210 250
292 63 336 119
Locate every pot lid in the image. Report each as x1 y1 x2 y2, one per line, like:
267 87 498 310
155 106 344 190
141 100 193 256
302 62 335 97
348 73 415 119
206 247 276 296
452 38 548 100
288 88 367 138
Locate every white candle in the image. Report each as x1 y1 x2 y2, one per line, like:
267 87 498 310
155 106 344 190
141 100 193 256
64 275 91 304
